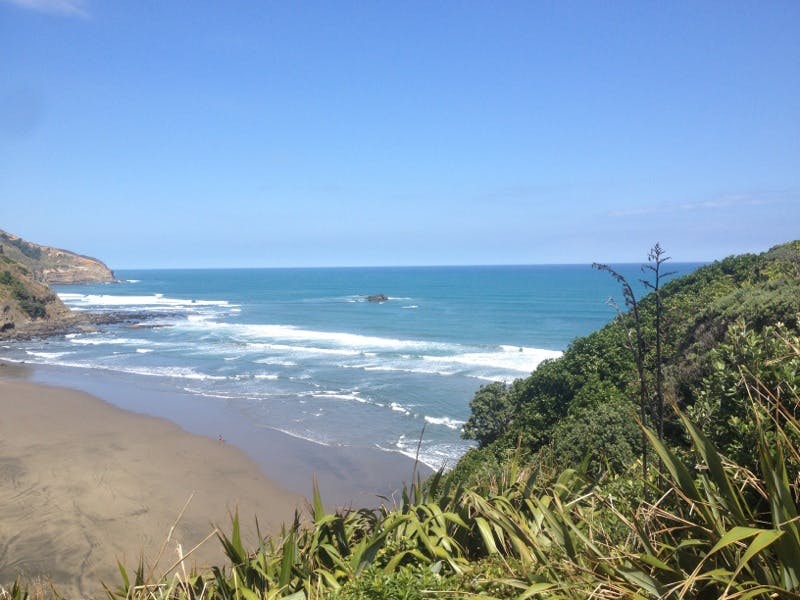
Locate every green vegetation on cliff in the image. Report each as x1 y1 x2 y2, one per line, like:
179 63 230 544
454 241 800 484
0 255 71 333
0 269 47 319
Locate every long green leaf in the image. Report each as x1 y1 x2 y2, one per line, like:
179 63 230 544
679 411 750 523
475 517 499 555
518 581 557 598
707 526 764 557
279 529 297 589
759 418 800 589
738 529 784 569
311 477 325 524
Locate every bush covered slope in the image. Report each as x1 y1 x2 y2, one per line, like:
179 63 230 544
0 253 72 335
455 241 800 482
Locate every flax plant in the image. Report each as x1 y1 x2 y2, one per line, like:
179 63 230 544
107 338 800 600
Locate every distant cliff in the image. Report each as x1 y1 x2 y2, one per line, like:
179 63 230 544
0 229 115 285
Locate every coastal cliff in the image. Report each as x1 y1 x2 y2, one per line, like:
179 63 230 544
0 228 120 338
0 229 115 284
0 256 73 335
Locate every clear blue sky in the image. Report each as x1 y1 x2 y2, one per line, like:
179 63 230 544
1 1 798 268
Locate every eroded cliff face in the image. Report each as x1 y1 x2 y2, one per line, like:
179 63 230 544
34 248 116 284
0 229 115 285
0 258 73 337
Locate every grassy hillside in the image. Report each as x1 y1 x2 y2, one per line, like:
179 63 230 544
0 229 115 285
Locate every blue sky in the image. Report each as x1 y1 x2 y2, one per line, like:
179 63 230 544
1 1 798 268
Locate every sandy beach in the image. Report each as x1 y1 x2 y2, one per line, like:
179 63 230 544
0 373 303 598
27 364 429 508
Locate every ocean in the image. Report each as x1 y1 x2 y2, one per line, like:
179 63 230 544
1 264 701 470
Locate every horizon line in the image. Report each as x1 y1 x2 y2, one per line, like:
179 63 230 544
108 260 711 271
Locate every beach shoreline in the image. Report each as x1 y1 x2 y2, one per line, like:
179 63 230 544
0 370 301 597
0 361 425 597
15 361 429 505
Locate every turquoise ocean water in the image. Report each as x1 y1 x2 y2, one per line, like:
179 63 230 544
1 264 700 469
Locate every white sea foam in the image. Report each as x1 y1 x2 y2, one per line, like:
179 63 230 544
310 391 366 403
181 387 242 400
135 348 153 354
181 320 454 354
58 292 235 311
361 364 459 377
253 358 298 367
423 346 562 374
10 354 225 381
392 436 473 471
180 318 558 382
254 373 279 380
58 293 88 301
246 342 361 357
69 336 151 346
109 364 227 380
401 305 418 309
390 402 411 415
423 415 465 430
124 279 141 283
25 351 74 359
268 427 333 447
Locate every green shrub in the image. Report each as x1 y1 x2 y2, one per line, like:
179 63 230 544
461 381 512 447
0 270 47 319
689 320 800 473
330 564 455 600
10 237 42 260
551 398 642 477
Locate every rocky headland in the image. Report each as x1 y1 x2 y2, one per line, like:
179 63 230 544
0 228 115 285
0 229 123 339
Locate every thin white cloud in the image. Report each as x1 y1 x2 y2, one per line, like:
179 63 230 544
1 0 88 18
609 192 789 218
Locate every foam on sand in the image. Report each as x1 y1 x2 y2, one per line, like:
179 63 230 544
392 434 473 471
25 350 74 359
